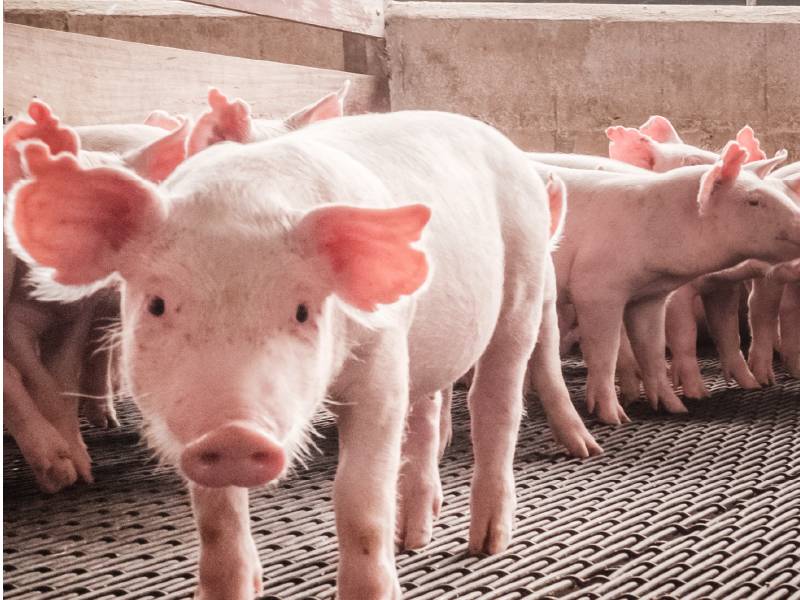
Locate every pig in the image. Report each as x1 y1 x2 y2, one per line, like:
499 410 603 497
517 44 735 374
529 142 800 424
187 81 349 155
2 99 192 492
607 120 792 395
527 152 649 174
7 110 551 598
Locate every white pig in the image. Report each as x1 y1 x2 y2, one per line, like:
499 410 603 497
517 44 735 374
7 111 550 599
530 143 800 424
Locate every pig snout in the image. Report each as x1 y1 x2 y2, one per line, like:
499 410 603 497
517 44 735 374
180 422 285 488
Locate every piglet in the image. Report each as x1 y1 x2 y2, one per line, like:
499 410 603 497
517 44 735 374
7 110 550 598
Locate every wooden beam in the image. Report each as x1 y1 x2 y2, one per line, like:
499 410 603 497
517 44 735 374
185 0 385 37
3 23 389 126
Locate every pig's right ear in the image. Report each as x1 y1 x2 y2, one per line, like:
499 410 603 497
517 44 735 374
8 142 164 285
743 149 788 179
606 126 658 170
285 81 350 130
3 99 80 193
735 126 767 162
144 109 183 131
697 141 748 213
291 203 431 312
124 118 191 183
639 115 683 144
187 88 252 156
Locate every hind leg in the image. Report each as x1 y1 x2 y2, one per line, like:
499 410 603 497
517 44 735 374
616 325 643 405
80 298 121 428
468 273 544 554
665 286 708 399
527 260 601 458
779 283 800 378
748 278 783 385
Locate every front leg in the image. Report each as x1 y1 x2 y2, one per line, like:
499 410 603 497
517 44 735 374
779 283 800 378
572 293 629 425
748 278 783 385
333 331 408 600
624 297 687 414
665 285 708 399
191 486 262 600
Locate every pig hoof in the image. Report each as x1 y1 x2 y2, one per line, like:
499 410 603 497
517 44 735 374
594 401 630 426
547 412 603 458
671 361 709 399
468 476 515 555
784 355 800 379
397 474 443 550
83 399 119 429
659 391 689 414
31 450 79 494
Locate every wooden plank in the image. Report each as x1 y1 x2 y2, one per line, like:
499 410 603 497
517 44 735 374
186 0 385 37
3 24 389 126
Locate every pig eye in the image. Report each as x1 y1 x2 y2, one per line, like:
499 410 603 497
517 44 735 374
748 200 760 207
295 303 309 323
148 296 166 317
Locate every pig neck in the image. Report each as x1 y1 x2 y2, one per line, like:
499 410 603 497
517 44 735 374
632 170 748 281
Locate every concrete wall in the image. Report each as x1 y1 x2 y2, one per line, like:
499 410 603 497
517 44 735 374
386 2 800 156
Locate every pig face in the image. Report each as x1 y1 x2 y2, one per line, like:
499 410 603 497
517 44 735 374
7 141 430 488
697 143 800 264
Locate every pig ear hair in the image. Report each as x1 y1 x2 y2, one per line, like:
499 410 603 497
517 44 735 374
187 88 252 156
545 173 567 239
124 118 192 183
743 149 788 180
285 85 347 130
696 141 748 213
3 99 80 193
606 126 657 170
144 109 183 131
639 115 683 144
293 203 431 312
7 141 163 286
735 125 767 163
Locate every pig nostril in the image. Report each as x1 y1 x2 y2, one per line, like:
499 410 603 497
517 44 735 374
199 451 221 465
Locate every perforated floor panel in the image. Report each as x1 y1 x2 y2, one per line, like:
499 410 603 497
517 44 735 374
4 356 800 599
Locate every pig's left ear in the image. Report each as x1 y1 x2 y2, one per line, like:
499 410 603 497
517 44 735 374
697 141 748 212
144 109 183 131
735 126 767 162
8 141 164 285
743 149 788 179
292 203 431 312
285 81 350 130
783 172 800 197
639 115 683 144
606 126 658 170
123 118 191 183
187 88 253 156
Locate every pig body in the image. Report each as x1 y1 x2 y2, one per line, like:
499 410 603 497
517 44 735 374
530 152 800 424
9 111 550 598
528 152 648 174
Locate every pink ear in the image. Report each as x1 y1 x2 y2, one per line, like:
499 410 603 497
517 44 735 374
286 88 346 130
606 126 656 170
294 203 431 311
10 141 162 285
3 99 80 193
697 141 748 211
638 115 683 144
784 173 800 197
735 126 767 163
144 109 182 131
545 174 566 238
187 88 252 156
124 118 191 183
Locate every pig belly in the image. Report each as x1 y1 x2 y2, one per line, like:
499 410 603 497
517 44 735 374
407 216 505 396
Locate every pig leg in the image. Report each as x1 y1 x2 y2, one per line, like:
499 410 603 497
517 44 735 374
665 286 709 399
702 284 759 389
616 325 643 405
191 485 262 600
779 283 800 378
527 262 602 457
3 360 78 493
81 300 120 428
438 385 453 460
334 334 408 599
572 295 629 425
748 278 783 385
467 282 542 555
5 305 93 483
397 391 444 550
623 298 687 414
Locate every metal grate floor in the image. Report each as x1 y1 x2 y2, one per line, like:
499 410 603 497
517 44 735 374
4 356 800 599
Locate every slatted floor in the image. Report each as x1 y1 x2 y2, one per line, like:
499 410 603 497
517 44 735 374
4 356 800 599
